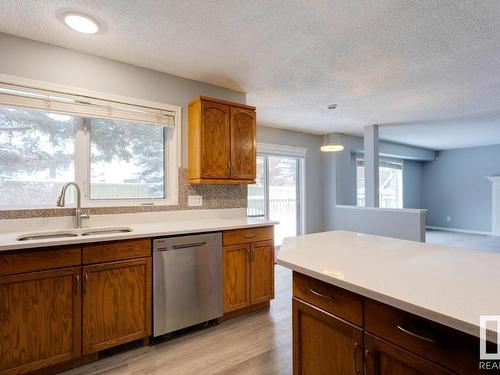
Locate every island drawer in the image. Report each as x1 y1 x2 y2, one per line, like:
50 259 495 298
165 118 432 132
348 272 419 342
0 246 81 276
82 238 151 264
365 299 482 374
223 226 273 246
293 272 363 326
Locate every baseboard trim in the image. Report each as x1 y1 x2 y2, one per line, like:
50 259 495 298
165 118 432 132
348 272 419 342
426 225 494 236
219 301 270 321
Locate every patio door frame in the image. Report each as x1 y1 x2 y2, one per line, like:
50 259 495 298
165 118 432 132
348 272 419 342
256 143 307 238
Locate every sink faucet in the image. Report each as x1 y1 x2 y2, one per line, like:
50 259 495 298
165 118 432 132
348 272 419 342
56 182 90 228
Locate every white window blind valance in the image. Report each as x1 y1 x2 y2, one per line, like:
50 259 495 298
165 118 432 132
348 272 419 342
0 83 175 127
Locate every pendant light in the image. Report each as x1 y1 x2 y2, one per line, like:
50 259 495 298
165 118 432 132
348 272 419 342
321 104 344 152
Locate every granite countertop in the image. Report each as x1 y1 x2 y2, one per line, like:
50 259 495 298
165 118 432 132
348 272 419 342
0 217 278 252
277 230 500 342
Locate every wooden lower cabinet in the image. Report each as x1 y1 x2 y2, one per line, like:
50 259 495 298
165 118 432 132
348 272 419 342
223 244 250 312
293 298 363 375
0 267 81 375
364 333 455 375
292 272 491 374
223 240 274 314
250 240 275 305
82 258 152 354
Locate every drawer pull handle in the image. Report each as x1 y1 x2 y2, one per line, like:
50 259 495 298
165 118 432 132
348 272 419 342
309 288 334 300
244 234 256 238
396 325 437 343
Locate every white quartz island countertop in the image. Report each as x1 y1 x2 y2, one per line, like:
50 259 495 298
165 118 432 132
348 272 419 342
0 216 277 252
277 230 500 342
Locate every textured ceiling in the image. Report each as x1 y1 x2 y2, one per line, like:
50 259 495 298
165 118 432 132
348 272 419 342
379 112 500 150
1 0 500 147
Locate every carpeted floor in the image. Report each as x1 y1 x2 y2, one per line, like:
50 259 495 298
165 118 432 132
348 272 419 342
426 229 500 253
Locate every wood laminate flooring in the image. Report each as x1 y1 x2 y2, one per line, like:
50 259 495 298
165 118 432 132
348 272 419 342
62 265 292 375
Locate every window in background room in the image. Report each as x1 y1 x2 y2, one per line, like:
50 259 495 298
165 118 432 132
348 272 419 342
0 106 76 207
356 155 403 209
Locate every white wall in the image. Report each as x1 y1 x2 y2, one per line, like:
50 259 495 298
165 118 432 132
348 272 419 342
422 144 500 232
0 33 245 167
333 205 427 242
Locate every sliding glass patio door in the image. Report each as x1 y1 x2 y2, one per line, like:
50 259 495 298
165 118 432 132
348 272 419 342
247 154 302 246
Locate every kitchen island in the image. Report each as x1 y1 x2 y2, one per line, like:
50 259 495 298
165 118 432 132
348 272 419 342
278 230 500 374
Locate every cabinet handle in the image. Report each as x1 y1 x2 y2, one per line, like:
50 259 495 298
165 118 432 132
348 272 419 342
364 350 369 375
247 247 251 260
244 234 256 238
308 288 334 300
251 247 255 262
353 342 361 374
83 272 88 294
74 273 80 295
396 325 437 343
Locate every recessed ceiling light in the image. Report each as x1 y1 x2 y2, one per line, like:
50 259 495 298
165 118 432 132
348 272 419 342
63 12 99 34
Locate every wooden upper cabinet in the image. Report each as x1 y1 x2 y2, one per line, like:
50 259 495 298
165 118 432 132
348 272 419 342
82 258 152 354
189 96 256 184
200 101 231 179
0 267 81 374
230 107 256 179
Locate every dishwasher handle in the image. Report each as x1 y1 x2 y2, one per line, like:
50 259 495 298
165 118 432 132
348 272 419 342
171 241 207 250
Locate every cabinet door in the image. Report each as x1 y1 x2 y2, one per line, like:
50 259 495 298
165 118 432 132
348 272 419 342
82 258 151 354
293 298 363 375
223 244 250 313
200 100 231 178
0 267 81 374
230 106 256 180
364 333 456 375
250 240 274 305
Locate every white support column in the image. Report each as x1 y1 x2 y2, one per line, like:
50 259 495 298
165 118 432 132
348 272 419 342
364 125 379 207
487 176 500 236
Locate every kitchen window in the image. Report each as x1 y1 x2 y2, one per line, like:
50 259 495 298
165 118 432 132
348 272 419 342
0 81 180 209
88 118 166 201
0 106 76 207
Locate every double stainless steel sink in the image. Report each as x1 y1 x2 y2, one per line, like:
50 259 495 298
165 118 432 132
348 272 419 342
16 227 133 241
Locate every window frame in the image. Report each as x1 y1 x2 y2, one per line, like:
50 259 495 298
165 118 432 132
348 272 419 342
0 74 181 210
356 154 404 209
248 142 308 238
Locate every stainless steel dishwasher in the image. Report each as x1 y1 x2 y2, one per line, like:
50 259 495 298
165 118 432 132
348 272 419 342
153 232 222 337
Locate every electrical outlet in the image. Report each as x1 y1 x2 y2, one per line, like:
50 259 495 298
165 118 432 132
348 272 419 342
446 216 451 223
188 195 203 207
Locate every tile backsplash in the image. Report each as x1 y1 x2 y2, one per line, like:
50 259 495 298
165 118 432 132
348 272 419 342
0 168 248 220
